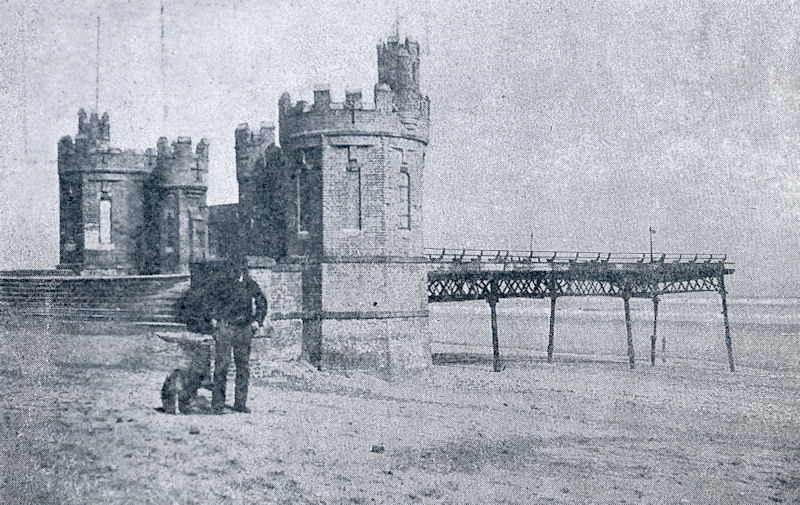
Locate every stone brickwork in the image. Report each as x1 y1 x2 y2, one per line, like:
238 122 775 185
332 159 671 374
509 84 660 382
58 110 209 275
247 261 304 363
207 204 239 260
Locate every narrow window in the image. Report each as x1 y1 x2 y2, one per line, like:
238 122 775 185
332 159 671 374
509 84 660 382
399 169 411 230
346 146 362 230
296 151 307 233
99 197 112 244
166 212 177 254
191 219 205 262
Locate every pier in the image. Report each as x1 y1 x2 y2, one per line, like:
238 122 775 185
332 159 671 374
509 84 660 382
427 249 735 372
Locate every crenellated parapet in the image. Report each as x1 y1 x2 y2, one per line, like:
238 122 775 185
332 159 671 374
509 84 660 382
235 121 276 185
377 36 423 113
278 82 430 146
76 108 111 149
58 136 155 176
154 136 209 189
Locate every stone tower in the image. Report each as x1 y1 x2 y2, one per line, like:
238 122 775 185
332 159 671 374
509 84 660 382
150 136 210 274
58 110 155 274
234 121 286 259
58 109 209 275
272 35 432 373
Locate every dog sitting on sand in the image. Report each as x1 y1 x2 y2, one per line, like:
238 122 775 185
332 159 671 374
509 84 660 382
158 333 214 414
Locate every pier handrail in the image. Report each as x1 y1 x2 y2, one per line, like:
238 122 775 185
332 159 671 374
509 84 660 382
424 248 733 267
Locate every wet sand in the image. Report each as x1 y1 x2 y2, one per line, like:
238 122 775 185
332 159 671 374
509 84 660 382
1 324 799 504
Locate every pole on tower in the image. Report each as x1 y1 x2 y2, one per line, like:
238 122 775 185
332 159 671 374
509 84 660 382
649 227 656 262
95 15 100 112
160 0 167 128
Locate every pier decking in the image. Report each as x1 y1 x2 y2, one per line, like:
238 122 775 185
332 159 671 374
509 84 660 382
426 249 736 372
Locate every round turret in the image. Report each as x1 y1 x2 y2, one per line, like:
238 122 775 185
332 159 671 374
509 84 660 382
154 136 209 189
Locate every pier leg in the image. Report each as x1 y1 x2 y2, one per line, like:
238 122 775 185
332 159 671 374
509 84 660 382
651 296 659 367
623 294 635 369
719 276 735 372
547 294 557 363
489 295 501 372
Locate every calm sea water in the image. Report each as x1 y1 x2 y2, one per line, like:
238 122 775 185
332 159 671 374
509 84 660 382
428 295 800 371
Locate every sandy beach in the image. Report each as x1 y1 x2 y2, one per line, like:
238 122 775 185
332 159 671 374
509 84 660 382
2 316 799 505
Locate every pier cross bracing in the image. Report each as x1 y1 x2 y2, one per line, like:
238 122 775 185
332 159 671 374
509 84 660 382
426 248 736 372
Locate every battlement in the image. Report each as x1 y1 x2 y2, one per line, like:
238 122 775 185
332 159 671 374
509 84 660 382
155 136 209 188
235 121 276 151
277 34 429 144
235 121 277 186
278 83 430 145
377 36 421 67
377 36 422 113
76 108 111 149
156 136 209 160
58 134 155 175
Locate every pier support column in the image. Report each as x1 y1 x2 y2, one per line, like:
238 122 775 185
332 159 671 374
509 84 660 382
651 295 659 367
547 293 557 363
661 311 667 363
547 271 557 363
719 275 735 372
488 294 501 372
623 292 635 369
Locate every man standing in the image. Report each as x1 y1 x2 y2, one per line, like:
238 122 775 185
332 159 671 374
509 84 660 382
209 258 268 414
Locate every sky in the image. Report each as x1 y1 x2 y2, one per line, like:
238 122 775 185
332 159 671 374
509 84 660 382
1 0 799 296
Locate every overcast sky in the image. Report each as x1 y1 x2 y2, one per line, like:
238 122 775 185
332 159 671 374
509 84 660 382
1 0 799 296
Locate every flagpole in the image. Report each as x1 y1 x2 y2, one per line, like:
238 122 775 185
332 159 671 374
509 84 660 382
95 15 100 112
160 0 167 130
649 227 655 262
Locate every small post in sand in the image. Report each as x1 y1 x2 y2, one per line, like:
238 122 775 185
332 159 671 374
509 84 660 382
719 275 735 372
488 292 501 372
651 295 659 366
623 291 635 369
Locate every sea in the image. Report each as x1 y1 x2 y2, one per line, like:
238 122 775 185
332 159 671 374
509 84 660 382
428 294 800 372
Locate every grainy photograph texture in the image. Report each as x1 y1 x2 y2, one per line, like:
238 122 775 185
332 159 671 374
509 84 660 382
1 1 799 503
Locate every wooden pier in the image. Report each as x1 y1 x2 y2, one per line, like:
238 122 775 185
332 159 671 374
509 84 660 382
426 249 735 372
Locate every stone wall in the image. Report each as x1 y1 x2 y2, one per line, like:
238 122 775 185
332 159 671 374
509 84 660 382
78 174 149 274
318 260 430 374
241 261 304 372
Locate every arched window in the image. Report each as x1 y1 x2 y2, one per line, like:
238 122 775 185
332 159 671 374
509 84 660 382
399 169 411 230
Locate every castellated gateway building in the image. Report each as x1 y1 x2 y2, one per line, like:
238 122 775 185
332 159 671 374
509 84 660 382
58 110 209 275
56 35 432 372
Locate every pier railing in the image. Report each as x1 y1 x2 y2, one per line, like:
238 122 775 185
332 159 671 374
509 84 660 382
425 248 732 267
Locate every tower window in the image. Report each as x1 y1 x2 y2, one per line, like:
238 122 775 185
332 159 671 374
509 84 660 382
399 169 411 230
99 197 112 244
345 146 361 230
296 151 310 233
166 212 177 254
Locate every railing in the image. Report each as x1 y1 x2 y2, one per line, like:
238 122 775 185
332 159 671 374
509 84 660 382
424 248 732 267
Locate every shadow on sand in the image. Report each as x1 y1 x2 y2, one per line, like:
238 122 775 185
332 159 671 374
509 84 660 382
432 351 629 368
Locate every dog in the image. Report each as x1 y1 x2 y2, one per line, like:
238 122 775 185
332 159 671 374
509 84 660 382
158 333 213 414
